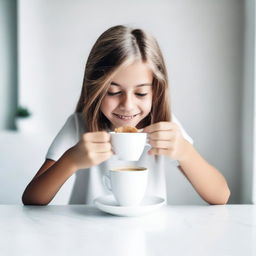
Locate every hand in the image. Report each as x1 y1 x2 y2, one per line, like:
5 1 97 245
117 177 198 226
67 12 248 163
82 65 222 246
143 122 190 161
68 131 113 170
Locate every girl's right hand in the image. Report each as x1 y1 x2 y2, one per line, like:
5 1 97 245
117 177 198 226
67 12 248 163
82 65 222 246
67 131 113 170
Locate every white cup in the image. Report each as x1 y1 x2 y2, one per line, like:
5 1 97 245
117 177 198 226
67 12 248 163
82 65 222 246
110 132 150 161
103 166 148 207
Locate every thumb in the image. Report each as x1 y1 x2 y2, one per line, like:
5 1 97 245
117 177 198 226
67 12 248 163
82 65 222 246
142 126 149 133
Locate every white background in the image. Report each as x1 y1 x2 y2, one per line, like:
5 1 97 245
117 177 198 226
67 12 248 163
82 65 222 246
1 0 254 205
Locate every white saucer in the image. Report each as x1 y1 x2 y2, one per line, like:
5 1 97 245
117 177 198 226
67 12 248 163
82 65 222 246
93 194 166 217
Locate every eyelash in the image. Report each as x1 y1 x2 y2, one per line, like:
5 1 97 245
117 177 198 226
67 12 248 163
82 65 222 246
107 92 148 97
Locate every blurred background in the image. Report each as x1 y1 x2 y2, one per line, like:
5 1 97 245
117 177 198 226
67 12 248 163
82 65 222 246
0 0 255 205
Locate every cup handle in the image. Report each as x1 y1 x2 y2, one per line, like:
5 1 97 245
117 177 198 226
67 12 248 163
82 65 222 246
146 135 152 148
109 136 116 155
102 171 112 192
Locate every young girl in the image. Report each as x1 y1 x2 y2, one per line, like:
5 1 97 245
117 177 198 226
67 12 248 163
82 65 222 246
22 25 230 205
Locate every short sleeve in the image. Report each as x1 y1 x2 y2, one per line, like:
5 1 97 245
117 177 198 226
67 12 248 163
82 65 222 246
172 114 194 144
46 114 79 161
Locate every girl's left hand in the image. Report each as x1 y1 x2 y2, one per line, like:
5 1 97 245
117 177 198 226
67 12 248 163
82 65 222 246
142 121 190 161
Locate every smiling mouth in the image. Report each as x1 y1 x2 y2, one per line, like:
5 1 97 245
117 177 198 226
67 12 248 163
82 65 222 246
113 113 140 120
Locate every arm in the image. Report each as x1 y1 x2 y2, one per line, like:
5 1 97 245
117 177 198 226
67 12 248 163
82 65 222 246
143 121 230 205
22 149 77 205
22 131 113 205
177 140 230 205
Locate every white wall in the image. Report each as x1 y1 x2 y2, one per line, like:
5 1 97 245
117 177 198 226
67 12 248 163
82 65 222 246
0 0 17 130
241 0 255 204
252 0 256 204
9 0 244 204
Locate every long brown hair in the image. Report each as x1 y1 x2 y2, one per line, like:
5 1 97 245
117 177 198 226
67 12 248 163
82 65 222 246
75 25 171 132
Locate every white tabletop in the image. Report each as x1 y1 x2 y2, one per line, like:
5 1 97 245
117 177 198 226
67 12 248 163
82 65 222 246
0 204 255 256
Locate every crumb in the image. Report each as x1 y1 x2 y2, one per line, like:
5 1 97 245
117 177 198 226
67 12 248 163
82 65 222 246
114 126 139 133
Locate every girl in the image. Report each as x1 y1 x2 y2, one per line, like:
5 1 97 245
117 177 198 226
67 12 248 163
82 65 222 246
22 25 230 205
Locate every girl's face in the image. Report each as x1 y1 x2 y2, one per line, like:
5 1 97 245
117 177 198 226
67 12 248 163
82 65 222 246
100 61 153 129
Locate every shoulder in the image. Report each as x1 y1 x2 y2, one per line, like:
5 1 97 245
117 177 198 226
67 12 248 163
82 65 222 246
72 112 87 135
66 112 82 122
171 113 194 145
45 113 84 161
50 112 84 142
171 113 181 124
65 112 85 128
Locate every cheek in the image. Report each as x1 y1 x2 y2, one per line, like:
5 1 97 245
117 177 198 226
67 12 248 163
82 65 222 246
100 97 117 114
142 97 152 113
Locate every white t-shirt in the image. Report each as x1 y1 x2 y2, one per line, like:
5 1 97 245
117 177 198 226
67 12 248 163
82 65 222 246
46 113 194 205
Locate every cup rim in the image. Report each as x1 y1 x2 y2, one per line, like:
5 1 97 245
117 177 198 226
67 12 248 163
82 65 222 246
109 131 147 134
110 166 148 172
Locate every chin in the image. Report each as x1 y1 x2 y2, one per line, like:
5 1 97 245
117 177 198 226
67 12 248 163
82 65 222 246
109 113 145 128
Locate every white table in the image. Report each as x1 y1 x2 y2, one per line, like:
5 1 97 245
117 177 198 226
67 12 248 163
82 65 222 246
0 204 255 256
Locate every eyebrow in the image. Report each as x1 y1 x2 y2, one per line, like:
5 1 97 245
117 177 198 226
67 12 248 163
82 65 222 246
110 82 152 87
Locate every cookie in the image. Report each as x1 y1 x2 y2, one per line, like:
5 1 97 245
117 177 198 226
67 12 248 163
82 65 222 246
114 126 138 133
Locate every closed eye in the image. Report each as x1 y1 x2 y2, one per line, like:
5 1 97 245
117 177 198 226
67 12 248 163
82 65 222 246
107 92 148 97
136 93 148 97
107 92 121 96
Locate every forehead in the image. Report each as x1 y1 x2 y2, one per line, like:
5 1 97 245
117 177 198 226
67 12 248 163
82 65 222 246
110 61 153 87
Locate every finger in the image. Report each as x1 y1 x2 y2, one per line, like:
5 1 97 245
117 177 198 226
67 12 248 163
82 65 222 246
96 151 114 161
149 131 175 140
148 148 171 156
87 142 112 153
149 139 173 149
143 122 176 133
83 131 110 142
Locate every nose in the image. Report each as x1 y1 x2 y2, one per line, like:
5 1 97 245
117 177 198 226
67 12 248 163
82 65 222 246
119 93 135 112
